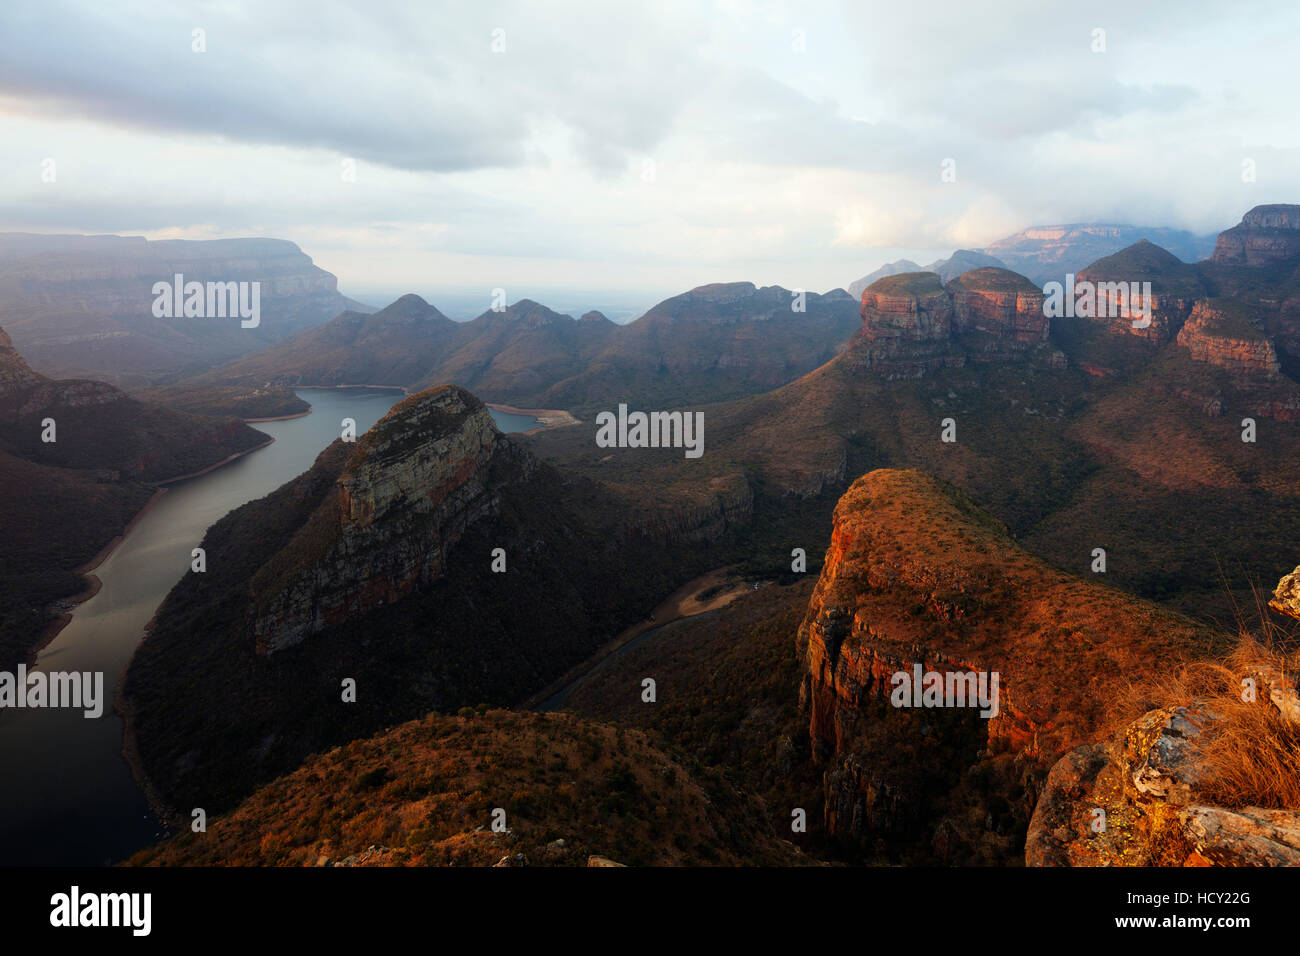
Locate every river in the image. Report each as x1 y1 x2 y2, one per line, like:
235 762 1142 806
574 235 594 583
0 388 538 866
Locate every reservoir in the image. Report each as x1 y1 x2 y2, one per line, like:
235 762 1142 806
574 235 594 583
0 388 538 865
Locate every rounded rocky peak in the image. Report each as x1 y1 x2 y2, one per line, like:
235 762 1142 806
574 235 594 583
944 266 1040 294
1242 204 1300 230
687 281 757 302
376 293 437 319
506 299 571 327
579 310 611 323
388 383 483 416
349 384 492 467
1078 240 1203 295
863 272 945 298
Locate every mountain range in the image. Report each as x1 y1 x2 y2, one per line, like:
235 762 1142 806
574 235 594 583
0 234 372 386
192 282 862 414
7 202 1299 868
848 223 1220 299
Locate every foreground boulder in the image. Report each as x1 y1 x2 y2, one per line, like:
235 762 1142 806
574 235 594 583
1027 566 1300 866
1026 696 1300 866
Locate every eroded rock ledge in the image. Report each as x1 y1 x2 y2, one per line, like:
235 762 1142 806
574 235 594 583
1027 567 1300 867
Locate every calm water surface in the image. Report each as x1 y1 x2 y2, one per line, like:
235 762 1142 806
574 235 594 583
0 388 536 865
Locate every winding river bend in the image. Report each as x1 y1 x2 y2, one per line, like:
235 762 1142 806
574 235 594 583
0 389 538 866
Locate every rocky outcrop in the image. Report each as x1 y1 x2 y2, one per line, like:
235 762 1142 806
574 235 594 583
0 325 44 394
1073 241 1204 344
853 268 1053 378
946 267 1048 346
1026 698 1300 866
1212 204 1300 267
250 385 508 654
1028 563 1300 866
1 322 166 420
854 273 962 379
796 469 1214 855
1176 300 1280 377
1270 565 1300 621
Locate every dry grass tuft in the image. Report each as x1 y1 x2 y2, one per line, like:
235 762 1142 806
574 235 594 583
1117 585 1300 810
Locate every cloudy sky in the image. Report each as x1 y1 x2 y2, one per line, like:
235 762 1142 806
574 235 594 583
2 0 1297 307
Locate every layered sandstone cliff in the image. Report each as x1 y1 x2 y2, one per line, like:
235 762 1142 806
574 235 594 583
1212 204 1300 267
1176 299 1280 377
250 385 508 654
1073 240 1203 344
853 268 1056 379
796 469 1215 857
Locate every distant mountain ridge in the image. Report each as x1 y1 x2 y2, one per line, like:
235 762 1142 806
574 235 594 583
848 249 1007 300
849 223 1219 296
196 281 862 414
527 203 1300 627
0 233 372 385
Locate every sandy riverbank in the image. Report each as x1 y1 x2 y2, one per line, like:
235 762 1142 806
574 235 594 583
486 402 582 433
243 409 310 422
158 435 275 486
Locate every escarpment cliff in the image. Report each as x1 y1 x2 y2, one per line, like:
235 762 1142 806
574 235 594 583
0 233 369 383
124 383 736 816
1212 204 1300 267
1176 300 1281 378
250 386 506 653
795 469 1218 863
853 269 1059 379
1072 240 1204 344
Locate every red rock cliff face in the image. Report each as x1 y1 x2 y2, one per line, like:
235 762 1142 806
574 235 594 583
796 469 1215 852
1176 300 1281 377
251 385 506 654
949 287 1047 343
853 269 1057 380
854 275 960 380
1071 279 1195 345
1212 204 1300 267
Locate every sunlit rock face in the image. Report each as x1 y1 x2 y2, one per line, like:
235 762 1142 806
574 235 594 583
795 469 1212 857
251 385 505 654
1212 204 1300 267
851 268 1056 378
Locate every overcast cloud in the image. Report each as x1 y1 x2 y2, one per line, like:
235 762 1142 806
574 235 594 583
1 0 1296 301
